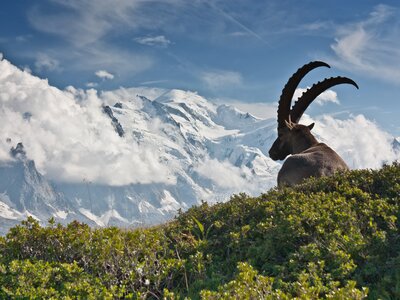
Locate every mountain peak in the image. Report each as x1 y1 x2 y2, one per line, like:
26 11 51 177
10 142 27 160
155 89 210 106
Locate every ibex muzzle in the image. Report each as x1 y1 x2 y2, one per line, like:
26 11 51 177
269 61 358 187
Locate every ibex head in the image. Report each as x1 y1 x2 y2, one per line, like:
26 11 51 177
269 61 358 161
270 117 316 160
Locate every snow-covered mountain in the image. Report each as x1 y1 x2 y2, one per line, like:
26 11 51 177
52 92 280 229
0 143 96 234
55 90 281 224
0 58 283 233
0 57 399 234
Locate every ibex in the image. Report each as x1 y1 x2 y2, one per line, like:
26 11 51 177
268 61 358 187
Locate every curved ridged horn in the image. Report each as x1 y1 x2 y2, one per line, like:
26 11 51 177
277 61 330 129
290 76 359 124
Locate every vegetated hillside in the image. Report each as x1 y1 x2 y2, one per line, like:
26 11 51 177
0 163 399 299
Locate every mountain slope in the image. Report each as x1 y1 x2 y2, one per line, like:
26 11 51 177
1 164 398 298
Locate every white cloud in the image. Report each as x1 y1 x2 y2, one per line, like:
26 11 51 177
294 88 339 106
201 70 243 89
86 82 98 88
330 4 400 84
95 70 114 80
23 66 32 74
0 58 173 185
34 53 60 72
301 113 399 170
195 158 249 189
135 35 172 47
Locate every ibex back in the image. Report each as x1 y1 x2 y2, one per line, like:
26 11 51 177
268 61 358 187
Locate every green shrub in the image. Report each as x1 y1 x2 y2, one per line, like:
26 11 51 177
200 262 368 300
0 163 399 299
0 259 113 299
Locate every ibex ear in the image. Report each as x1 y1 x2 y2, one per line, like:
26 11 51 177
285 120 293 130
307 123 315 130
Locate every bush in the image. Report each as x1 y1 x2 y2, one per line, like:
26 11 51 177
0 259 113 299
0 163 399 299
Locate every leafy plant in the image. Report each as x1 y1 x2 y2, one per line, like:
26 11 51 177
0 162 399 299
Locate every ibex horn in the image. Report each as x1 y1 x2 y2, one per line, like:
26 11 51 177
277 61 330 129
290 76 359 124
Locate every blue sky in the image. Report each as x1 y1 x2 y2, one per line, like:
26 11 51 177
0 0 400 136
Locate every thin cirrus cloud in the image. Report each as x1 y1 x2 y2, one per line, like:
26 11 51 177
76 44 153 76
34 53 60 72
26 0 181 76
201 70 243 89
330 4 400 84
28 0 145 46
27 0 184 47
135 35 172 47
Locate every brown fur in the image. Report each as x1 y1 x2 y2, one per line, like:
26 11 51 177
277 141 348 187
270 123 348 187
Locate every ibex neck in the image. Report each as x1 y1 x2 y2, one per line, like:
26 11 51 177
291 133 319 154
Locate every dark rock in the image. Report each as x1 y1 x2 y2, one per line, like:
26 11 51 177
10 142 26 159
102 106 125 137
23 112 32 120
